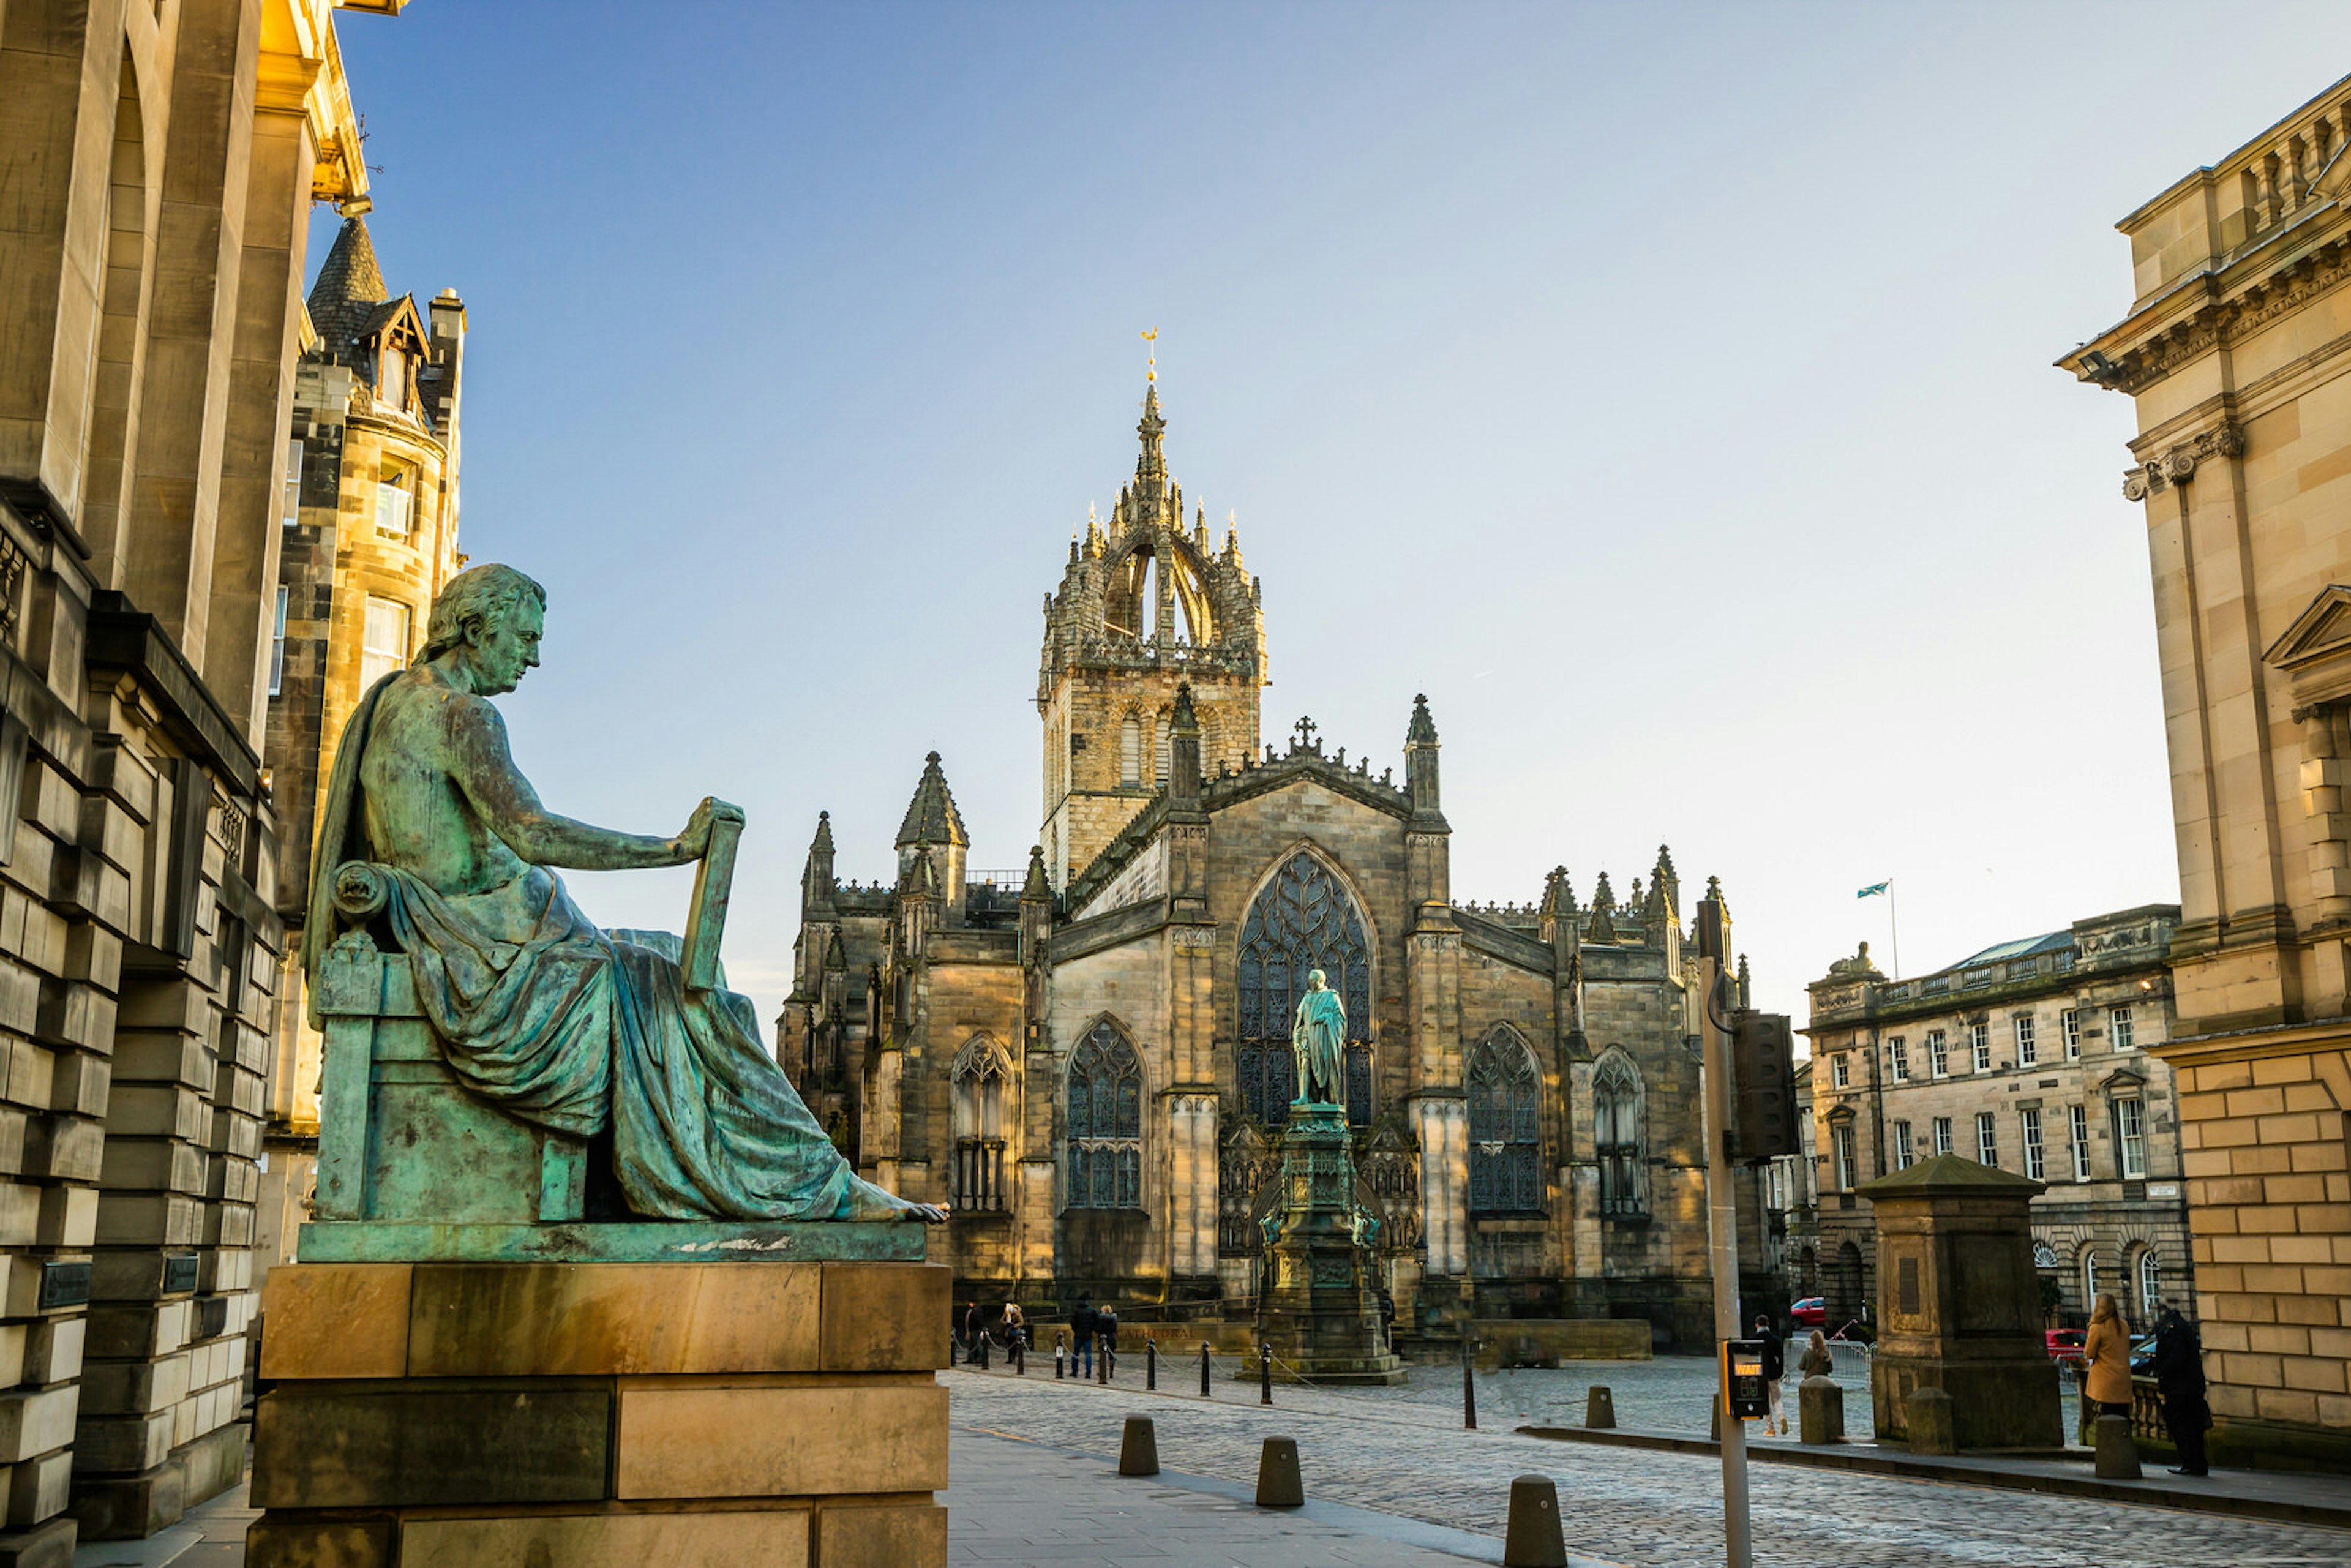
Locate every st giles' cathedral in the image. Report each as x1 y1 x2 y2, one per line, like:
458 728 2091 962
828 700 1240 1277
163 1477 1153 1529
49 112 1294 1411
778 377 1767 1346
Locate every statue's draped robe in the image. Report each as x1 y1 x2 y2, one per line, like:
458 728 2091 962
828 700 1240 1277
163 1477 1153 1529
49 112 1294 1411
304 675 890 1221
1290 988 1348 1106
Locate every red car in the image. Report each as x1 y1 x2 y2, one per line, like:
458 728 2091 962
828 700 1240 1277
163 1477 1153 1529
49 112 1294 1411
1791 1297 1826 1327
2044 1329 2086 1365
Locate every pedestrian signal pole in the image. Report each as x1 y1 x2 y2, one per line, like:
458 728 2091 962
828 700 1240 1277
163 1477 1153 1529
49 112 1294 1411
1695 895 1753 1568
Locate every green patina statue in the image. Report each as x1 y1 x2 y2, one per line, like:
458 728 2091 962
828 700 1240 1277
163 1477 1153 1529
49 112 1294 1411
302 562 943 1224
1291 968 1347 1106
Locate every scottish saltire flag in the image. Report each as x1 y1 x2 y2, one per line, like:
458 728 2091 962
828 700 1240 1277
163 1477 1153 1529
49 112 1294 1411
1857 880 1890 899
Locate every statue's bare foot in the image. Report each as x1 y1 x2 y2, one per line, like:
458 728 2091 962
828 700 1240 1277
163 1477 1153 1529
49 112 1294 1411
841 1177 947 1224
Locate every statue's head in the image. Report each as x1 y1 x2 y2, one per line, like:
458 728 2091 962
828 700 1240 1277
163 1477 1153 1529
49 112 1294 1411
421 563 547 696
1306 968 1327 989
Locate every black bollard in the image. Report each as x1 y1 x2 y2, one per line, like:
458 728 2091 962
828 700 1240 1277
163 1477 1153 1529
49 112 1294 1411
1200 1341 1212 1399
1055 1332 1066 1380
1462 1335 1478 1431
1098 1343 1109 1384
1260 1343 1273 1405
977 1332 989 1371
1146 1336 1157 1391
1013 1334 1026 1376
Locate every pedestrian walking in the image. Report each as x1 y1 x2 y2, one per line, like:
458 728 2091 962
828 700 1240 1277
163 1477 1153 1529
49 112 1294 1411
2151 1303 2211 1476
1755 1315 1787 1435
2084 1294 2133 1420
1070 1296 1098 1379
1798 1329 1834 1382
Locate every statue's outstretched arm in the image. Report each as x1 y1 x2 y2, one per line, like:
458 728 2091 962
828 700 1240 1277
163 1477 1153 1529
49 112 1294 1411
448 697 710 871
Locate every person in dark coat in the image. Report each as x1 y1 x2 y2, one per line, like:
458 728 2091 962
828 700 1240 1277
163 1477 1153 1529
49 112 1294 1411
1755 1315 1788 1436
963 1302 982 1360
1070 1296 1098 1378
2151 1304 2211 1476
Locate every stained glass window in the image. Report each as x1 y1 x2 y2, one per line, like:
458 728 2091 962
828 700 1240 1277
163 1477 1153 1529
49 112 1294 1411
1235 851 1373 1128
1594 1051 1645 1215
1067 1019 1142 1210
1468 1029 1542 1214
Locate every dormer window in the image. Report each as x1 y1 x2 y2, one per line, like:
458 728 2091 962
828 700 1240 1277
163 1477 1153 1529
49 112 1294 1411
380 345 406 410
377 463 413 538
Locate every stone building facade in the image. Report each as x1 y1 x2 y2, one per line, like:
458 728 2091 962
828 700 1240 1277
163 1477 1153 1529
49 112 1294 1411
779 383 1776 1348
255 215 467 1277
2061 70 2351 1469
1802 909 2192 1340
0 0 391 1550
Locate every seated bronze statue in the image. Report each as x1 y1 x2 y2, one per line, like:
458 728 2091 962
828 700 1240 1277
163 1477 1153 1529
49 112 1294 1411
302 563 942 1223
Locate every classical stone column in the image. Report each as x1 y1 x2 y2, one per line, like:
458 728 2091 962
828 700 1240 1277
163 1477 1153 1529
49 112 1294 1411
204 81 316 742
118 0 266 667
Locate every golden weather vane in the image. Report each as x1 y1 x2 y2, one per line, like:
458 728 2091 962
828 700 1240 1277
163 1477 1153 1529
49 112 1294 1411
1141 326 1158 382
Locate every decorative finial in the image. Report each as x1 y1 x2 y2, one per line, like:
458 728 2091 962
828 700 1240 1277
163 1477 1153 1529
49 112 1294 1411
1141 326 1158 383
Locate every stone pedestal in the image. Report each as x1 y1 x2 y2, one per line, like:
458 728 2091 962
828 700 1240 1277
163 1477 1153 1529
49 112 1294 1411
1252 1103 1403 1386
1799 1375 1845 1444
246 1232 946 1567
1858 1155 2062 1452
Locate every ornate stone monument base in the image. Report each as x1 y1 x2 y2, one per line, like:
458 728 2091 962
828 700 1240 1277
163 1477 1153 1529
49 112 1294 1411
244 1236 946 1568
1251 1103 1404 1386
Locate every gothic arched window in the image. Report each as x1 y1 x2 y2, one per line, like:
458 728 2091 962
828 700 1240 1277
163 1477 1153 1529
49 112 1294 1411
1468 1029 1542 1214
953 1037 1008 1212
1066 1019 1142 1210
1235 851 1373 1129
1120 715 1142 787
1594 1050 1645 1216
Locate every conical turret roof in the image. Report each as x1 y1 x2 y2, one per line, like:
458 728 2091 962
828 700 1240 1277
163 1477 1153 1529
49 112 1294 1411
896 752 969 848
307 216 389 356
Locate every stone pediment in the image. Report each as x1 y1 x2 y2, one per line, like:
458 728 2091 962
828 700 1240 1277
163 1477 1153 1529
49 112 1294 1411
2263 584 2351 711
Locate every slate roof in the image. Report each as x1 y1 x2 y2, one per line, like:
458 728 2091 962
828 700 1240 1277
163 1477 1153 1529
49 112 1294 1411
306 217 388 356
896 753 969 847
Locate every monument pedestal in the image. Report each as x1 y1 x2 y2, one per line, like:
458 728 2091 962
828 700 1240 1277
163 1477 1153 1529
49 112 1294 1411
245 1229 945 1568
1251 1103 1403 1387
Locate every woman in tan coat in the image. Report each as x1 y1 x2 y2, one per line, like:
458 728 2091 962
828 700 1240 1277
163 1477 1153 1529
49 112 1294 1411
2083 1294 2134 1417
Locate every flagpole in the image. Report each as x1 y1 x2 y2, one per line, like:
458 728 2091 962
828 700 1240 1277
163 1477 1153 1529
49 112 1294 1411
1889 881 1901 980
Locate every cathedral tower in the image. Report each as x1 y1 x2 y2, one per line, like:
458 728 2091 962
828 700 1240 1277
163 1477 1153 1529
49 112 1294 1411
1037 378 1267 887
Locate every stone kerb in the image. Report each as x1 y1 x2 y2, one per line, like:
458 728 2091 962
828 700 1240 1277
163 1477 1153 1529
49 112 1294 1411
1857 1155 2063 1454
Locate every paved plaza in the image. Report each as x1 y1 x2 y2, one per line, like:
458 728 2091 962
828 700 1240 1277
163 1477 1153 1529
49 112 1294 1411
943 1365 2351 1568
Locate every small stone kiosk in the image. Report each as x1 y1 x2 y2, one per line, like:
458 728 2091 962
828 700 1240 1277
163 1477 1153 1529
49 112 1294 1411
246 565 947 1567
1858 1154 2061 1452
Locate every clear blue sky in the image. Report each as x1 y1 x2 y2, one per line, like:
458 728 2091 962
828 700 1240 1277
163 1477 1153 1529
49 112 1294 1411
321 2 2351 1032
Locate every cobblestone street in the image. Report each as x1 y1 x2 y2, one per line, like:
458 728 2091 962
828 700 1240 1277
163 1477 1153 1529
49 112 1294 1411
946 1368 2351 1568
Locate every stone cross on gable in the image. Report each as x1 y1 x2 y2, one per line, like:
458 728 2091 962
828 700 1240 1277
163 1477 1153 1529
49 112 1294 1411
1293 716 1318 751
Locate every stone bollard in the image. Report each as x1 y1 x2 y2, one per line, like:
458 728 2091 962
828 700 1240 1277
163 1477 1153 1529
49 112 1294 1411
1584 1386 1615 1430
1799 1375 1844 1445
1503 1474 1569 1568
2093 1414 2142 1479
1906 1386 1957 1455
1119 1415 1161 1477
1255 1436 1303 1508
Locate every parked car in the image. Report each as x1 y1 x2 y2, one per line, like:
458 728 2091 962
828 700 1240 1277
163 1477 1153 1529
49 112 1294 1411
2044 1328 2086 1364
1791 1297 1825 1327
